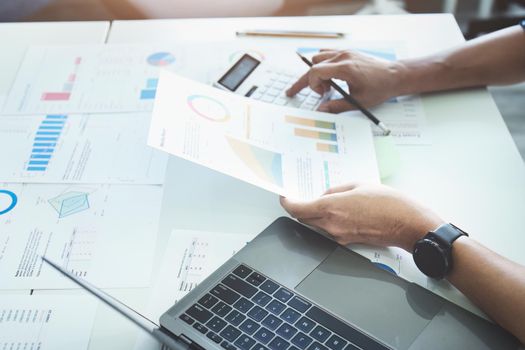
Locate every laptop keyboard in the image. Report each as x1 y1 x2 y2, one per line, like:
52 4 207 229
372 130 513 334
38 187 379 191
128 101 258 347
245 70 323 110
178 264 391 350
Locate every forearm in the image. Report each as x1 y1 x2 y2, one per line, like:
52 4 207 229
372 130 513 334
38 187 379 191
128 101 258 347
396 25 525 95
447 237 525 344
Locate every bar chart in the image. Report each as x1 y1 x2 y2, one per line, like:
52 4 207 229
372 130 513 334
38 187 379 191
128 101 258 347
140 78 158 100
40 57 81 102
27 115 67 172
285 115 339 154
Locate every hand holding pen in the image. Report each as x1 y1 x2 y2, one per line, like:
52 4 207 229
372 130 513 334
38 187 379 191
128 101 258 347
287 50 403 135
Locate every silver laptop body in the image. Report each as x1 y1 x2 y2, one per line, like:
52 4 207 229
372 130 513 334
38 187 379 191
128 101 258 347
160 217 519 350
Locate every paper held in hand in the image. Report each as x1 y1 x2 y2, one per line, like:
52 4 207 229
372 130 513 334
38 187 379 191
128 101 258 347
148 71 380 200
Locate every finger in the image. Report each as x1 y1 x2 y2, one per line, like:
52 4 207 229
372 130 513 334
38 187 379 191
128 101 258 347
324 182 361 195
317 99 355 113
312 51 339 64
286 72 308 97
279 196 325 220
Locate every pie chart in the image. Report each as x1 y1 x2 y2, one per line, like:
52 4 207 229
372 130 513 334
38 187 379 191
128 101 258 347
147 52 176 67
187 95 230 122
0 190 17 215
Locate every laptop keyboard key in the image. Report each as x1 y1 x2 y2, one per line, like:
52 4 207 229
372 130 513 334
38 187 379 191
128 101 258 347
199 294 219 308
266 300 286 315
223 274 258 298
262 314 283 331
295 317 315 333
288 296 311 313
253 327 275 344
252 291 272 307
310 325 331 342
325 334 347 350
280 308 301 324
248 305 269 322
234 297 255 313
239 318 260 335
260 280 280 295
193 322 208 334
221 341 237 350
211 284 241 305
186 304 213 323
246 272 266 286
343 343 360 350
179 314 194 325
212 301 233 317
276 323 298 340
207 316 227 333
207 332 223 344
274 288 294 303
268 336 290 350
253 343 270 350
308 342 329 350
233 265 253 278
291 332 313 350
225 310 246 326
234 335 256 350
220 325 242 342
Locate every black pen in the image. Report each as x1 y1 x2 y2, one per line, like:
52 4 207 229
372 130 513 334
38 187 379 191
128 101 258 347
296 52 391 136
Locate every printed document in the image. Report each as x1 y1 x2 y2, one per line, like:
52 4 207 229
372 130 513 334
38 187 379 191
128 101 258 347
0 113 168 184
0 183 162 289
148 71 379 200
0 295 97 350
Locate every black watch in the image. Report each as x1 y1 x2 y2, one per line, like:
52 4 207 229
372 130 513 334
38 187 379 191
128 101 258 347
412 223 468 279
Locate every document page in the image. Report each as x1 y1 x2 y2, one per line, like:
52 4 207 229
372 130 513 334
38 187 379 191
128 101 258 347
134 229 255 350
0 183 162 289
2 45 188 114
0 295 97 350
148 71 379 200
0 113 167 184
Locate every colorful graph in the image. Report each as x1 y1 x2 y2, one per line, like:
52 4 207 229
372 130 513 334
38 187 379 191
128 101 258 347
49 190 90 218
26 115 67 172
187 95 230 122
147 52 176 67
140 78 158 100
229 50 265 63
286 115 339 152
0 190 17 215
294 128 337 141
226 136 283 187
285 115 335 130
41 56 81 101
317 143 339 153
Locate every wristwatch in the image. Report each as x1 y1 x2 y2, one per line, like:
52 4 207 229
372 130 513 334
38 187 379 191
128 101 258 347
413 223 468 279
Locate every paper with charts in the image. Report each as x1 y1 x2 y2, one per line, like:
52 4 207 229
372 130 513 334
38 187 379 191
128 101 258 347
0 113 167 184
148 71 379 200
134 229 255 350
0 295 97 350
2 45 188 114
0 183 162 289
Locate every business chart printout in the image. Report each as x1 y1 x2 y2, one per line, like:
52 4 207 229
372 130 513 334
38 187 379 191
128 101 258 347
0 183 162 289
2 45 188 114
148 71 380 200
0 113 168 184
0 295 97 350
134 229 255 350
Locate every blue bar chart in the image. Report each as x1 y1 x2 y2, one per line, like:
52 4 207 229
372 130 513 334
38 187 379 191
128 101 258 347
27 115 67 172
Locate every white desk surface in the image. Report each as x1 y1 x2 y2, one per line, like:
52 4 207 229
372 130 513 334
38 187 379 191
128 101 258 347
1 14 524 350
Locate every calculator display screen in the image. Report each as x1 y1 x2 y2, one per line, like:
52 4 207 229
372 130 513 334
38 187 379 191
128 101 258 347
218 54 260 91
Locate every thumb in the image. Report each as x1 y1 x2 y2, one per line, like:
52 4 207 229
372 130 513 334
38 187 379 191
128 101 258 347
317 99 356 113
280 196 324 220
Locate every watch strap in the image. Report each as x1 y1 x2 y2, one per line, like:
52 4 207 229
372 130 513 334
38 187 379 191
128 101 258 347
430 223 468 247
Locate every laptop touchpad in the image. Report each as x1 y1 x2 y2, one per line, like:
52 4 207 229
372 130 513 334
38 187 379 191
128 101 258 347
295 247 444 350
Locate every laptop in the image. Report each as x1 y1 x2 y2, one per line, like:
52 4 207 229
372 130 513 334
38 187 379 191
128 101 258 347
213 54 329 111
44 217 519 350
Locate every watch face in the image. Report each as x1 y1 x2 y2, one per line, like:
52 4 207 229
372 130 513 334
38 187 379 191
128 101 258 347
413 239 448 279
